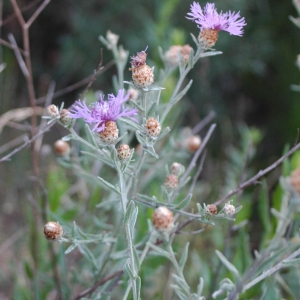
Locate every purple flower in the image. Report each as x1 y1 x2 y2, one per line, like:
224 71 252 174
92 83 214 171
69 89 138 132
186 2 246 36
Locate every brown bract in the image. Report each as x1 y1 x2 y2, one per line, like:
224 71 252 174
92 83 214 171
99 121 119 144
44 221 63 241
152 206 174 232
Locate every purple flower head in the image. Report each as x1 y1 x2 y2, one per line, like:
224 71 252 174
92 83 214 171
186 2 246 36
69 89 138 132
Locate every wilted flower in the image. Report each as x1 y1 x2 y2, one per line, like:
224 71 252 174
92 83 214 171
69 89 138 133
186 2 246 47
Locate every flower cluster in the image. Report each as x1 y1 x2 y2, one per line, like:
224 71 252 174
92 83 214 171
186 2 246 36
69 89 138 132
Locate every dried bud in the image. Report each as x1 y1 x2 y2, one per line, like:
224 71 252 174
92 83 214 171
145 117 161 138
117 144 131 160
99 121 119 144
152 206 174 232
290 168 300 194
224 203 235 215
180 45 193 63
106 30 119 47
185 136 201 153
164 45 183 67
128 88 139 101
131 50 147 68
53 139 70 156
44 221 63 241
199 28 219 48
171 162 184 176
205 204 218 215
60 109 72 126
164 174 178 190
47 104 59 118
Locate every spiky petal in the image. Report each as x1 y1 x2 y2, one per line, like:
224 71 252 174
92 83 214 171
69 89 138 132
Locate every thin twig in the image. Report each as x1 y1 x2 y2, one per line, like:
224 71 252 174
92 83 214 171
181 123 216 184
7 34 29 77
192 111 216 135
80 49 104 98
188 150 206 195
0 122 54 163
36 60 115 104
214 141 300 206
10 0 26 26
26 0 50 28
2 0 41 26
0 134 28 154
0 37 26 55
72 270 123 300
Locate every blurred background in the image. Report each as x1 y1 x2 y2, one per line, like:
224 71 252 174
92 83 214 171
1 0 300 298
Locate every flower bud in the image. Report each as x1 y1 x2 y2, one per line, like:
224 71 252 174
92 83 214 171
117 144 131 160
152 206 174 232
164 45 183 67
60 109 72 126
224 203 235 215
106 30 119 48
47 104 59 118
205 204 217 215
99 121 119 144
171 162 184 176
145 117 161 138
199 28 219 48
53 139 70 156
290 168 300 194
128 88 139 101
44 221 63 241
164 174 178 190
185 136 201 153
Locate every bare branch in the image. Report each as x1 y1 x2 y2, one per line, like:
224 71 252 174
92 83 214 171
26 0 51 28
10 0 26 26
214 141 300 206
192 110 216 135
0 123 54 163
36 60 115 104
0 37 26 55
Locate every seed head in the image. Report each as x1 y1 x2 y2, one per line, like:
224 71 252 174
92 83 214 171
53 139 70 156
224 203 236 215
152 206 174 232
145 117 161 138
164 174 179 190
290 168 300 194
47 104 59 118
131 65 154 89
130 49 148 68
117 144 131 160
185 136 201 152
60 109 72 126
205 204 218 215
99 121 119 144
44 221 63 241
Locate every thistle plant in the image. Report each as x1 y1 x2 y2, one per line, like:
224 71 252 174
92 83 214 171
3 1 300 299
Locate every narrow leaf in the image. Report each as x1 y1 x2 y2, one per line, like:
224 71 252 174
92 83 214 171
98 176 121 194
135 276 141 300
147 242 170 258
119 117 143 131
176 194 192 210
179 242 190 271
123 259 135 280
133 246 141 271
171 80 193 104
124 200 135 224
215 250 240 279
65 243 77 254
129 207 138 237
146 102 158 119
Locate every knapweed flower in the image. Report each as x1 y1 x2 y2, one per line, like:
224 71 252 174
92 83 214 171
69 89 138 133
186 2 246 47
